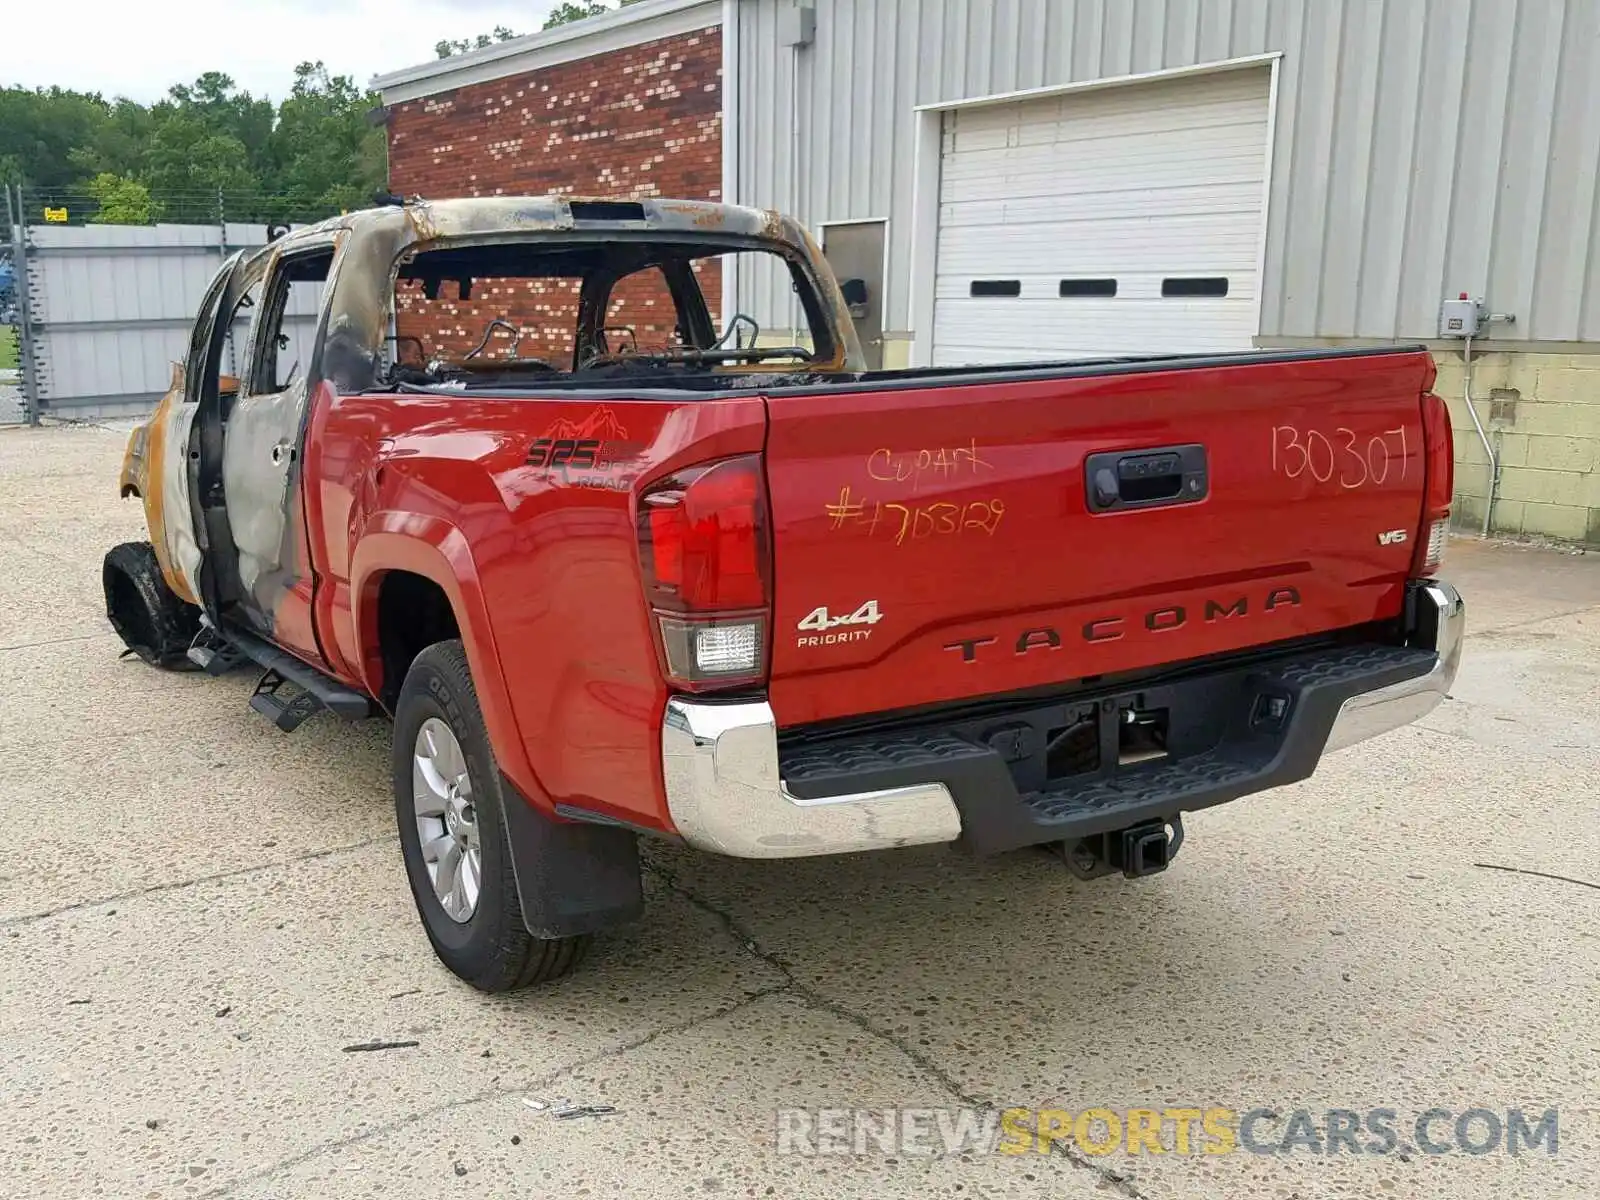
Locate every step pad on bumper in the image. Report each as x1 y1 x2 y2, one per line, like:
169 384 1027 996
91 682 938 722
778 641 1439 854
782 731 990 790
1023 752 1256 822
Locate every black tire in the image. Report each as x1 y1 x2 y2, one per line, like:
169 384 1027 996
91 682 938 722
102 541 200 668
392 640 589 992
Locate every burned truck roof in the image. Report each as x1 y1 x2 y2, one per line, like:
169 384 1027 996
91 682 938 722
240 196 862 391
282 194 799 247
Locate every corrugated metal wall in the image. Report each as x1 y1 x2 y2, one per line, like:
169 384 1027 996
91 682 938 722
24 224 320 419
736 0 1600 346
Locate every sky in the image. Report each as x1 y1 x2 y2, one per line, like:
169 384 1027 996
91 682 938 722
7 0 569 103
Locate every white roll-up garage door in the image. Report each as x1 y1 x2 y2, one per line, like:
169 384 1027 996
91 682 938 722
932 68 1272 367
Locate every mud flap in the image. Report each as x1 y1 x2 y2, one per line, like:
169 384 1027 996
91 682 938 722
499 774 644 938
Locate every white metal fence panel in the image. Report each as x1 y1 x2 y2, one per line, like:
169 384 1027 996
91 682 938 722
22 222 320 421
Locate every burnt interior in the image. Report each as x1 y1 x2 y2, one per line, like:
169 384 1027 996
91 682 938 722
384 235 836 391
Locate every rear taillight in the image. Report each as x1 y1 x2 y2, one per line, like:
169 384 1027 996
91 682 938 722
637 454 770 690
1414 390 1454 576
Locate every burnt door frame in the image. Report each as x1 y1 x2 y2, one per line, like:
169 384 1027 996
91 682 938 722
819 219 889 371
216 234 344 650
186 250 260 624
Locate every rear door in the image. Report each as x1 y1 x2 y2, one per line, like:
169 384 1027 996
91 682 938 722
215 236 341 661
762 350 1435 727
149 251 248 609
184 251 258 621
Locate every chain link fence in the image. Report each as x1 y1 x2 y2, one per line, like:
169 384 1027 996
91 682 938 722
3 185 33 424
2 182 346 426
20 182 343 230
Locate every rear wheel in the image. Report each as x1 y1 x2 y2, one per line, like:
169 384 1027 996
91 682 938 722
392 640 589 991
102 541 200 668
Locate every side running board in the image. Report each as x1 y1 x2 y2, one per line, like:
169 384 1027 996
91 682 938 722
191 620 373 731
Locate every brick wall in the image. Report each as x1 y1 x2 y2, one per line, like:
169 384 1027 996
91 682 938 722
386 25 722 362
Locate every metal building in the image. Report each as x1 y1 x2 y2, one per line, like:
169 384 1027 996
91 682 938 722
730 0 1600 360
369 0 1600 543
724 0 1600 543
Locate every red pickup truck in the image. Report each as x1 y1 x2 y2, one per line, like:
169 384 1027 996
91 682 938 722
107 197 1464 991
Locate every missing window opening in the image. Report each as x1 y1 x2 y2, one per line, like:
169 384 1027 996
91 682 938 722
570 200 647 222
1162 277 1229 297
1059 278 1117 297
970 279 1021 297
388 236 829 388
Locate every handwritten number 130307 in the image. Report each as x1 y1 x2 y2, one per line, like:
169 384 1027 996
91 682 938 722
1272 425 1410 489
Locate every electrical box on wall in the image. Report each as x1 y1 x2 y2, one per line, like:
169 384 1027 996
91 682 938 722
1439 292 1484 338
779 4 815 47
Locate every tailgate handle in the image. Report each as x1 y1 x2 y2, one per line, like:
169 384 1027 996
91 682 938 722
1085 444 1208 513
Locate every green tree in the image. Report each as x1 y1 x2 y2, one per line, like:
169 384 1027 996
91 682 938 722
542 2 609 28
143 114 254 219
542 0 647 30
0 63 389 226
267 62 387 221
0 86 112 190
435 25 521 58
85 173 158 224
158 73 274 179
66 99 156 180
135 72 283 219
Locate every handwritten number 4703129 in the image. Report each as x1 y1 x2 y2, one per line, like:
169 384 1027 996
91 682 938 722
1272 425 1410 489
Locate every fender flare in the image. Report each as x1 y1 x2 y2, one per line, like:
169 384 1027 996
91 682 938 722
350 516 541 807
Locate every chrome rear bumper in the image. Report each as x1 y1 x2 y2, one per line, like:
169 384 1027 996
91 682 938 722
660 700 962 858
660 578 1464 859
1323 579 1464 753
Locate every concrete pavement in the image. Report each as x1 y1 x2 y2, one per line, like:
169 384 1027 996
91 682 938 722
1 424 1595 1199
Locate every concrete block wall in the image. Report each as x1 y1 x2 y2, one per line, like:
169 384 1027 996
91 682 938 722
1433 351 1600 546
385 25 722 361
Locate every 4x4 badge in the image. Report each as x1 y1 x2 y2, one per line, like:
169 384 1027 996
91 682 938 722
798 601 884 632
795 600 884 648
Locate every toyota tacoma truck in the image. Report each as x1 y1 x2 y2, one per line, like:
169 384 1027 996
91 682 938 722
105 196 1464 992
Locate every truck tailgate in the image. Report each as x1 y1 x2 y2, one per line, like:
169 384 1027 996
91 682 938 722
762 349 1437 727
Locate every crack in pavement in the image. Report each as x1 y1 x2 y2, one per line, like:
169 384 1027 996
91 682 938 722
0 632 109 653
189 857 1143 1199
0 836 393 928
640 855 1148 1199
1471 861 1600 892
199 981 792 1199
21 830 1147 1195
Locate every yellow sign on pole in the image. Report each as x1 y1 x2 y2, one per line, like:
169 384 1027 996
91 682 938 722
43 207 68 223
